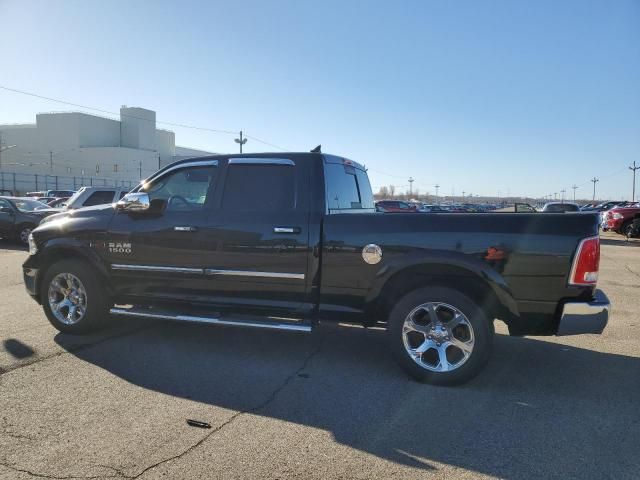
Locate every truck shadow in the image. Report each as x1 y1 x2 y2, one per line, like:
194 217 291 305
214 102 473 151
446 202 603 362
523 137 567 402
55 322 640 478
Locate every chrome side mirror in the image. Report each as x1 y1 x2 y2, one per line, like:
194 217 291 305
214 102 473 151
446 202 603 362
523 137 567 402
116 192 150 212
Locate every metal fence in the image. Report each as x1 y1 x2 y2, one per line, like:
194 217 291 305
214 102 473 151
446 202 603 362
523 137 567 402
0 171 137 195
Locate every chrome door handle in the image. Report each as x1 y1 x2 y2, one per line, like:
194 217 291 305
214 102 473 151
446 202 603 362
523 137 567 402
174 226 197 232
273 226 301 234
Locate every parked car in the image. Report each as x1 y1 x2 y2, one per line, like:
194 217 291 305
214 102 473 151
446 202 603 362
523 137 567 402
0 189 14 196
33 196 57 205
51 186 130 211
602 204 640 235
375 200 418 213
46 197 70 208
24 153 609 386
419 204 447 213
44 190 76 198
0 197 57 245
540 202 580 213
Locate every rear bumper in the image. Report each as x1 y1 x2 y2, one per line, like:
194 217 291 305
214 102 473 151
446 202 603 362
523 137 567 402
557 289 609 336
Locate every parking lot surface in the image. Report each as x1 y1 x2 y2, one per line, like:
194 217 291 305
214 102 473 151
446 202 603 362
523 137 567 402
1 232 639 479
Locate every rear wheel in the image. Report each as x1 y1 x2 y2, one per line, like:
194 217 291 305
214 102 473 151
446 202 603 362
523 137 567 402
388 286 493 385
16 224 35 246
41 259 109 334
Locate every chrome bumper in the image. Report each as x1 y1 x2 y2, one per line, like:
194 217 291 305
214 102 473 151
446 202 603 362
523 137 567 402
557 289 610 336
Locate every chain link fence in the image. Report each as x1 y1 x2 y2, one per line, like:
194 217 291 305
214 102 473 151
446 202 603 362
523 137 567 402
0 171 137 195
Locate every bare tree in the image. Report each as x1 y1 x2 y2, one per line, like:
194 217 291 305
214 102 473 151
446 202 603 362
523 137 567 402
389 185 396 198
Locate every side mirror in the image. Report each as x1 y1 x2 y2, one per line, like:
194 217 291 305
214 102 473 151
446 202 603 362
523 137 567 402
116 192 150 212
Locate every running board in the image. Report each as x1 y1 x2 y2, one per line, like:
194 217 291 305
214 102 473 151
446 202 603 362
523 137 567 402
109 307 312 332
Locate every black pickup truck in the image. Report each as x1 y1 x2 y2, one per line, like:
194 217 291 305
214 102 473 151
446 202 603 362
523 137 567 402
23 153 610 385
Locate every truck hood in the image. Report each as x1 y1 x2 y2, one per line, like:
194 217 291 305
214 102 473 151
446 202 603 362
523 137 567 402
33 204 116 239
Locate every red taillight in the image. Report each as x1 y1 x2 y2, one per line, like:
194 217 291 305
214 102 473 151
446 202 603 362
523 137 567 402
569 236 600 286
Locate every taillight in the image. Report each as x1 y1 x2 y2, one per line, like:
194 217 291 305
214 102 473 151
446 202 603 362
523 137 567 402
569 236 600 286
612 212 623 219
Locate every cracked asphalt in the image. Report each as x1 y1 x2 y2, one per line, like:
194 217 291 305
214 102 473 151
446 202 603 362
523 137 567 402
1 232 640 479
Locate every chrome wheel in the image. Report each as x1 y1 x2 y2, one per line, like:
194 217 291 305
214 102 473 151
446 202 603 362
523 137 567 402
47 273 88 325
19 227 32 245
402 302 475 372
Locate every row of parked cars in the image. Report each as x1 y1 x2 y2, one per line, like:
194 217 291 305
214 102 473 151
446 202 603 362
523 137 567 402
376 199 640 238
375 200 501 213
0 186 130 245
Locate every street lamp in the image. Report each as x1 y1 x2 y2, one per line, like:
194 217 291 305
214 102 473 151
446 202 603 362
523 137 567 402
234 131 247 153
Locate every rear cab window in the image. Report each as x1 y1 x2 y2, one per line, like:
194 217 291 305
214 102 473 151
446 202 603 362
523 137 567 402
324 155 374 214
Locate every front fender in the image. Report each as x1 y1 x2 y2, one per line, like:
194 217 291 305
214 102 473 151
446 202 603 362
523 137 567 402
365 249 519 317
23 238 111 301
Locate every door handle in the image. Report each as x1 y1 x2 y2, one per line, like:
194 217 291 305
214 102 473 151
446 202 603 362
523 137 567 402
273 226 301 234
174 226 197 232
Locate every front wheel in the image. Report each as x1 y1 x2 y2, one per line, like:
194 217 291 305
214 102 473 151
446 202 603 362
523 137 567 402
388 286 493 385
41 259 109 334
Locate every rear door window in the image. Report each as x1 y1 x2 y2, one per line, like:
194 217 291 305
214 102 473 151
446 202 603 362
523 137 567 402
222 161 296 211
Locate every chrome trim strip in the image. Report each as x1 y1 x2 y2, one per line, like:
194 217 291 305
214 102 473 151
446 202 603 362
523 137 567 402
141 160 219 185
204 268 304 280
111 264 203 274
273 227 295 233
110 308 312 332
228 158 294 166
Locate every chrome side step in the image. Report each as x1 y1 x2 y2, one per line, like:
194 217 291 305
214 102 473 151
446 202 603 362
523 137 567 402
109 307 312 332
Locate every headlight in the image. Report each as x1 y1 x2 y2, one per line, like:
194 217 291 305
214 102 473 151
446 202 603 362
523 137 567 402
28 233 38 255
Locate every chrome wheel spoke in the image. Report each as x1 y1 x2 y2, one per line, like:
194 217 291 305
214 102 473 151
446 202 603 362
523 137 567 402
445 313 464 330
404 318 430 335
425 304 440 325
436 345 451 372
449 337 473 355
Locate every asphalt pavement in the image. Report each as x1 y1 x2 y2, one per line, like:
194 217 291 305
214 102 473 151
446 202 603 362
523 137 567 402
1 232 639 479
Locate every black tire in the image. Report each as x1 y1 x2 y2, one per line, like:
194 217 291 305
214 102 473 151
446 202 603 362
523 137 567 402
622 221 634 238
15 223 36 246
40 259 110 334
387 286 493 386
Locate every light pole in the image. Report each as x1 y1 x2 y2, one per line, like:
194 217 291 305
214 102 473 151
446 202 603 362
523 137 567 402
434 183 440 203
234 130 247 153
630 161 639 202
408 177 414 197
560 189 566 203
572 184 578 201
591 177 599 201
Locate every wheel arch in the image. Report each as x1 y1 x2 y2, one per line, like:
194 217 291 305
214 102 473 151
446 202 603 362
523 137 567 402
364 256 518 327
35 240 111 302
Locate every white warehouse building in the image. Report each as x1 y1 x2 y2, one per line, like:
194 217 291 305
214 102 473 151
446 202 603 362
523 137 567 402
0 106 213 193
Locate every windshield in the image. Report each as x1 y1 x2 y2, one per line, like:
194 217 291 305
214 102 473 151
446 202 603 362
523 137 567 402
14 198 50 212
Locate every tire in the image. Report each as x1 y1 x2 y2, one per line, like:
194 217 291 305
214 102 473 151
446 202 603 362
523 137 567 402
15 224 35 246
622 221 634 238
40 259 110 334
387 286 493 386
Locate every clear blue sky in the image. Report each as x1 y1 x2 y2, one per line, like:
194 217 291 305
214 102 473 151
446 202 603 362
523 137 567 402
1 0 638 200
